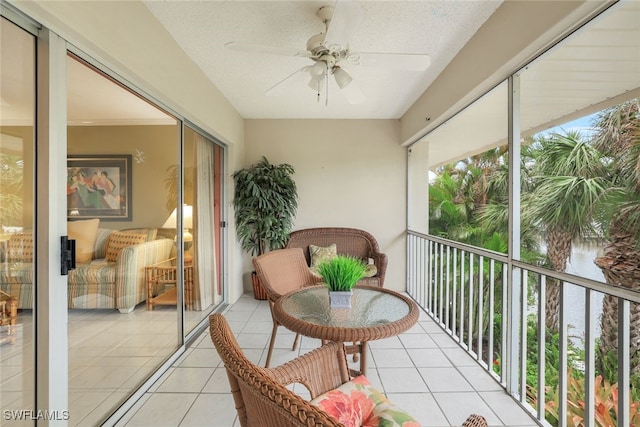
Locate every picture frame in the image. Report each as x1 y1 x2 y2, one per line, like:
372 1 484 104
67 155 132 221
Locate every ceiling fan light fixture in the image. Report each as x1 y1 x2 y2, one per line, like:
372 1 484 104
308 77 324 93
333 66 352 89
310 61 327 78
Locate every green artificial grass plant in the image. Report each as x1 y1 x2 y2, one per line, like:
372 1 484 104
317 255 366 292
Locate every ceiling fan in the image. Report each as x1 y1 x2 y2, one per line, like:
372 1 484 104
225 0 431 105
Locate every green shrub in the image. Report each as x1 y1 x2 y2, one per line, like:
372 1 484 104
523 316 640 426
528 370 640 426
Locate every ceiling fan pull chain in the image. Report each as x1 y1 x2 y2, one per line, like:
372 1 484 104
325 68 329 107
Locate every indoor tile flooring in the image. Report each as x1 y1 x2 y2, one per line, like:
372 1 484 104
116 293 540 427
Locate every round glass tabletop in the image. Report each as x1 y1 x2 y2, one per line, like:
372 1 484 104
279 285 412 329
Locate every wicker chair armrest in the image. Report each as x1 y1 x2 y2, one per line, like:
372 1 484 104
462 414 488 426
304 274 324 287
265 341 351 399
369 251 388 284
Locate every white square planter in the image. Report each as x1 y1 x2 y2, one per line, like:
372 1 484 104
329 290 353 308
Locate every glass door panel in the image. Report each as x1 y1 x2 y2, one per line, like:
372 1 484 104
0 16 36 425
66 54 180 425
183 126 224 334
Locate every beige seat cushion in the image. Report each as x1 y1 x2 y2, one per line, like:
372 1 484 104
68 218 100 264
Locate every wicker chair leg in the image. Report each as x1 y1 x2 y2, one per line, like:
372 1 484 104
265 322 279 368
292 333 301 351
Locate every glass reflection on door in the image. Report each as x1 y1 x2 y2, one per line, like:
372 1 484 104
66 54 180 425
0 16 36 426
182 127 224 334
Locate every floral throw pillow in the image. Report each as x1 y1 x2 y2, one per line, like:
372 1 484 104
310 375 420 427
309 243 337 272
363 263 377 278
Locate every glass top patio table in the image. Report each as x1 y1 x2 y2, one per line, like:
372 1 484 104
273 285 419 375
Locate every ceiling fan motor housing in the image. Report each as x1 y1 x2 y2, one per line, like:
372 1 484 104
308 5 349 59
306 33 326 56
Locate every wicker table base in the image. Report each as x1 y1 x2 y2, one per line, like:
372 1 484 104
145 258 194 310
0 290 18 345
0 290 17 327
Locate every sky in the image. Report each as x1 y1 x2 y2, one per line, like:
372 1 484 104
546 112 599 137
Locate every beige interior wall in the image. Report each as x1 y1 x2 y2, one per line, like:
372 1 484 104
67 125 177 230
244 119 407 292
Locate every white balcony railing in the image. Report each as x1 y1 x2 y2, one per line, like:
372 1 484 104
407 231 640 427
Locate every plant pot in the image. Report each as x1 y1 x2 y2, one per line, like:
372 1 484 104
251 271 268 300
329 290 353 308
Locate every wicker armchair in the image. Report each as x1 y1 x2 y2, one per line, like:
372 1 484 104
253 248 322 367
210 313 489 427
209 313 348 427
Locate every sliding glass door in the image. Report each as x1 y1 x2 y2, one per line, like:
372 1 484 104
183 126 224 334
66 54 183 425
64 55 227 424
0 16 36 426
1 10 227 424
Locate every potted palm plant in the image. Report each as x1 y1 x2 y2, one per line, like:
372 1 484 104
233 157 298 299
317 255 366 308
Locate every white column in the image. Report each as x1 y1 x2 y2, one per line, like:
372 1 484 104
506 74 522 396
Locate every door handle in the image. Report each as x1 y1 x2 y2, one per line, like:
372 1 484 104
61 236 76 275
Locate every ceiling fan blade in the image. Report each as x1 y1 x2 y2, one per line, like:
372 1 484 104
347 52 431 71
225 42 311 58
265 66 312 97
323 0 363 52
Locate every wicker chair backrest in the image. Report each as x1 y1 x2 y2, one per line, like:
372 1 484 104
286 227 379 264
253 248 321 301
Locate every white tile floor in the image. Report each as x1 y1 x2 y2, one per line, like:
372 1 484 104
116 293 540 427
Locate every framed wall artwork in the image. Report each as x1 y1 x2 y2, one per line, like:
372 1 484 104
67 155 132 221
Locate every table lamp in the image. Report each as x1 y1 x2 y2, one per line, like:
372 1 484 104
162 204 193 263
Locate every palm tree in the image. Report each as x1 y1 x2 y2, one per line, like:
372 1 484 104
429 166 483 243
476 142 542 260
430 146 511 246
460 145 509 206
525 130 608 329
591 99 640 375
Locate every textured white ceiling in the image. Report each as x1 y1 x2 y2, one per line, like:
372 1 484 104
143 0 502 119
